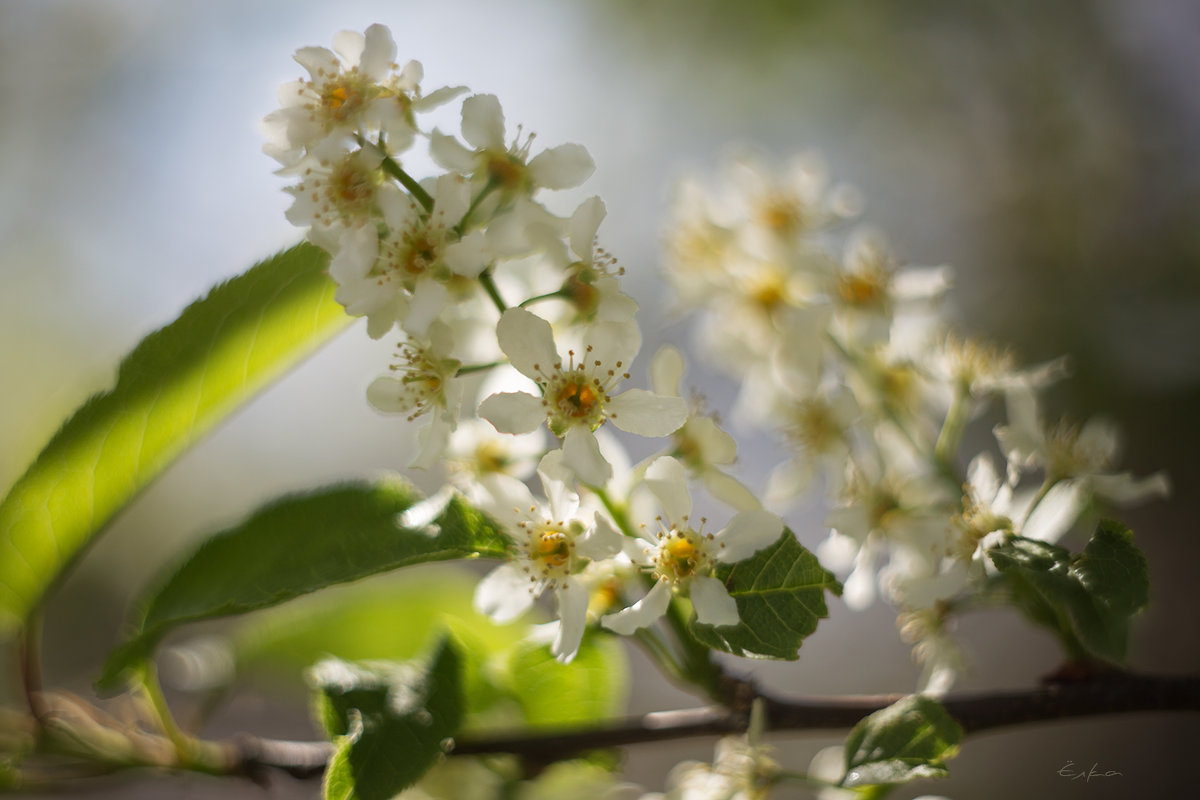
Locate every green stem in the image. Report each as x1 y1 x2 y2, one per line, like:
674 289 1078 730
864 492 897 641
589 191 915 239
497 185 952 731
518 290 569 308
18 609 47 725
592 487 636 540
137 664 192 766
455 361 504 376
478 269 508 313
455 180 499 236
358 135 432 212
934 382 971 475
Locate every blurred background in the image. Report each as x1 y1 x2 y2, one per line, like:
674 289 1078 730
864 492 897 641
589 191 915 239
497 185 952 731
2 0 1199 797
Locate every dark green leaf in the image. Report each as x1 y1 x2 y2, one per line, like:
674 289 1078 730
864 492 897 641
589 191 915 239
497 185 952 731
0 243 349 635
1071 519 1149 617
315 636 463 800
98 482 509 689
841 694 962 788
689 529 842 659
988 521 1149 664
506 634 629 729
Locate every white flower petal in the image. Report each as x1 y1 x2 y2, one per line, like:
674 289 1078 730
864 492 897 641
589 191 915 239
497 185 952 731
403 279 449 338
601 581 671 635
688 416 737 465
690 576 739 627
1078 417 1121 467
412 413 453 470
395 59 424 91
568 196 606 260
843 549 877 610
360 24 397 80
583 320 640 371
443 232 488 277
650 345 684 398
497 307 559 381
703 470 763 512
552 578 589 663
1021 479 1087 543
478 473 537 527
608 390 688 438
1089 471 1170 505
816 530 860 572
562 427 613 486
331 30 365 68
577 512 625 561
366 376 408 414
528 143 595 190
713 510 783 562
644 456 691 525
461 94 506 151
478 391 545 435
475 563 536 623
413 84 468 111
430 130 478 173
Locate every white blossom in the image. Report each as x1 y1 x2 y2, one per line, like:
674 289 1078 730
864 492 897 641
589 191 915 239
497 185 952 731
473 453 624 662
478 308 687 485
602 457 782 634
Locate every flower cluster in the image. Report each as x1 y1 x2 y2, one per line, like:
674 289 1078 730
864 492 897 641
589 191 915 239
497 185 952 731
266 26 784 663
665 151 1170 692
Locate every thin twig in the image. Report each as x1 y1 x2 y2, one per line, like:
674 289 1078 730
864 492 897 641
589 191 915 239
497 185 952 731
212 672 1200 776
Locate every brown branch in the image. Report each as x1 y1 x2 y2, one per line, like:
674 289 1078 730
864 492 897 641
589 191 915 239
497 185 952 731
216 672 1200 776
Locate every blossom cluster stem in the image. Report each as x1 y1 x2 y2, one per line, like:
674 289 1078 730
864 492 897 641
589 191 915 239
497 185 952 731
478 269 507 313
371 146 434 212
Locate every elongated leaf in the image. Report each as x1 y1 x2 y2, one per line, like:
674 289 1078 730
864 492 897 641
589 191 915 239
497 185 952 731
988 520 1149 663
690 529 842 659
506 634 628 729
314 636 463 800
98 481 510 689
0 243 348 635
841 694 962 788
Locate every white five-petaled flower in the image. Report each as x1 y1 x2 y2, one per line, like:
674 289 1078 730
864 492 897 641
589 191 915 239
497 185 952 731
262 24 464 166
478 308 688 486
473 453 624 662
602 457 782 634
366 321 464 470
329 173 489 338
431 94 595 196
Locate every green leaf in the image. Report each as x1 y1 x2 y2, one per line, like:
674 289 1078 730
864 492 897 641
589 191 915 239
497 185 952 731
0 243 349 636
689 529 842 659
505 633 629 729
988 520 1149 663
841 694 962 788
220 566 529 728
314 636 463 800
98 482 510 690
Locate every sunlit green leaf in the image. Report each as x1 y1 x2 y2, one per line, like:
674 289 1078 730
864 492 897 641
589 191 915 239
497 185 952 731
988 520 1149 663
315 636 463 800
98 482 509 690
0 243 348 636
690 529 842 659
841 694 962 788
506 634 629 729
